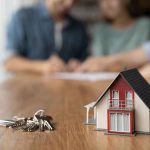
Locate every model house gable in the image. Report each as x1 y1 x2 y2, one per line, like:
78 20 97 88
109 75 134 110
94 69 150 110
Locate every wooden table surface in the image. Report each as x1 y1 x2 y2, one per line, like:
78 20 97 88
0 74 149 150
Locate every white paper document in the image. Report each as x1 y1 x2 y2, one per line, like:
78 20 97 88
50 72 118 82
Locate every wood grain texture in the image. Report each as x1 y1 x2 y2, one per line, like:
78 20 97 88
0 74 149 150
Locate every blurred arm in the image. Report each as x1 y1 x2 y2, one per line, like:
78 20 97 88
5 54 68 74
5 55 49 74
77 46 150 72
112 46 149 71
140 63 150 83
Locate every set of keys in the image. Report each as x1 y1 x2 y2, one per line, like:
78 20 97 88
0 110 54 132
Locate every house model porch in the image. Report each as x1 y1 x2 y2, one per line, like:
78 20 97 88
84 69 150 135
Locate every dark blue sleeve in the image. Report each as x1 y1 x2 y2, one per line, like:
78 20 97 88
77 24 89 61
6 10 26 56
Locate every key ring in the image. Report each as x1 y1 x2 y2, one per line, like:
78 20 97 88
34 110 45 117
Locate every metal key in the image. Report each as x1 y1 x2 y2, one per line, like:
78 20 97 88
0 120 15 127
43 120 53 130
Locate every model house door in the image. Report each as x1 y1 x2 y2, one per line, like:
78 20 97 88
110 113 130 133
112 91 119 107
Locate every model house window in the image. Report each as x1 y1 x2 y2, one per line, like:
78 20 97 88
117 113 122 132
112 91 119 107
110 113 130 132
123 114 130 132
110 113 116 131
126 91 133 108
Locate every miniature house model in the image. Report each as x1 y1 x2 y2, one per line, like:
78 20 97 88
84 69 150 135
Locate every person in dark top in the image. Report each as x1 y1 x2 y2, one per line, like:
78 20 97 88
5 0 88 74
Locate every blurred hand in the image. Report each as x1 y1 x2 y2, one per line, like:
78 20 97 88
39 55 67 74
140 64 150 83
49 55 67 69
76 56 116 72
67 59 81 72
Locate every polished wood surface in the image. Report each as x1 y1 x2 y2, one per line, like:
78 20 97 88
0 74 149 150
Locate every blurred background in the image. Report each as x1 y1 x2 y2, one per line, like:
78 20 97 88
1 0 150 52
0 0 38 51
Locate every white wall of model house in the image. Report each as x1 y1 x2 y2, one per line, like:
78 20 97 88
96 90 110 130
134 93 150 133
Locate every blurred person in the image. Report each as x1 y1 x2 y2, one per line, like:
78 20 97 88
77 0 150 72
4 0 88 74
77 42 150 82
92 0 150 56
